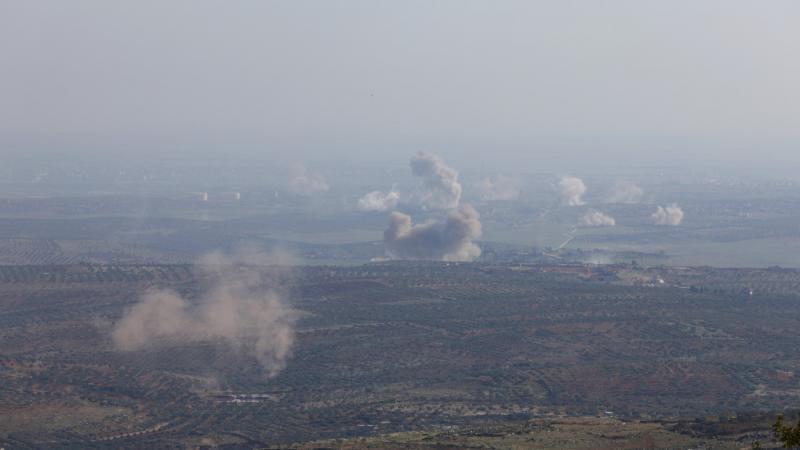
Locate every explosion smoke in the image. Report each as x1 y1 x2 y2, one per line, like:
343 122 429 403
112 249 298 377
476 175 521 201
559 176 586 206
410 152 462 209
580 210 616 227
357 189 400 212
651 204 684 226
606 181 644 204
383 203 481 261
288 164 329 195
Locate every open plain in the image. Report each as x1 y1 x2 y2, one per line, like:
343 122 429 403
1 262 798 448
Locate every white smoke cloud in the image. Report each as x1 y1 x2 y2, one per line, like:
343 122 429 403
606 181 644 204
651 204 684 226
410 152 462 209
579 210 616 227
112 249 298 377
384 203 481 261
357 189 400 212
476 175 521 201
288 164 329 195
558 176 586 206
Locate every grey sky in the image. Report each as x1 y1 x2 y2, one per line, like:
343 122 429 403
1 1 798 166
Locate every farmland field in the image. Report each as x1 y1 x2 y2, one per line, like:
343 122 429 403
1 261 798 448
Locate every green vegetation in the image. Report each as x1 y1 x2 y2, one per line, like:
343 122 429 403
773 414 800 448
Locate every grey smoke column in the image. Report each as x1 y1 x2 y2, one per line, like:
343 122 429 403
558 176 586 206
651 204 684 225
112 250 298 377
410 152 462 209
384 203 481 261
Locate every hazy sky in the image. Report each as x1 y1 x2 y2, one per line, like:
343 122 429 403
1 1 798 167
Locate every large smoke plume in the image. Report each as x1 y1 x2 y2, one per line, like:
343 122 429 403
410 152 462 209
580 210 616 227
558 176 587 206
384 203 481 261
606 181 644 204
288 164 330 195
476 175 521 201
651 204 684 226
357 189 400 212
112 249 298 377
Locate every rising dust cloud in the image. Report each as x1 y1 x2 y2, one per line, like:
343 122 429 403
113 250 298 377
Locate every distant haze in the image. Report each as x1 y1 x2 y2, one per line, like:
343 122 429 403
1 1 799 170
